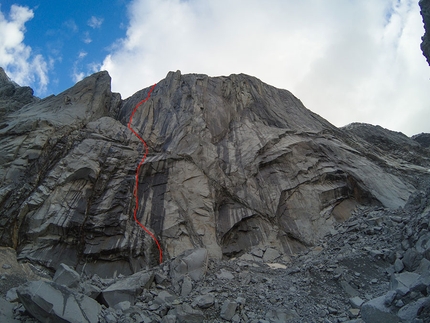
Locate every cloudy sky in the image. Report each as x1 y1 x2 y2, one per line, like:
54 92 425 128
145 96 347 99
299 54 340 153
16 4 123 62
1 0 429 136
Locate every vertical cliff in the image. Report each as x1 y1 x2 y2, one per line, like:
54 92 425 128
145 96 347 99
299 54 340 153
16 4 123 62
0 69 428 278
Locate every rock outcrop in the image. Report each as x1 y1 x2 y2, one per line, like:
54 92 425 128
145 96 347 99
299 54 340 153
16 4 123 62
420 0 430 66
1 69 429 280
1 68 430 322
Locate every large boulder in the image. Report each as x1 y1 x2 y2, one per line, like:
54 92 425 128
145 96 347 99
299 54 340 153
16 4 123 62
17 280 101 323
361 295 400 323
100 270 154 307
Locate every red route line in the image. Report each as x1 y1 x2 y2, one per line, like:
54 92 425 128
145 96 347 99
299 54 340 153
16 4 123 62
127 83 163 264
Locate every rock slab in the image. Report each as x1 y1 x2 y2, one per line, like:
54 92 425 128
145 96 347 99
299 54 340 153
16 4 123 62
17 280 101 323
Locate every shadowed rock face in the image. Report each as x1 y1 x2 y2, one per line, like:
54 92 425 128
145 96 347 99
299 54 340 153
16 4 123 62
420 0 430 66
0 69 429 277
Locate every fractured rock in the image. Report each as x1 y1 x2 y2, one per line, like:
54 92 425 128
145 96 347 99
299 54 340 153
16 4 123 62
397 296 430 322
194 294 215 309
170 303 205 323
220 299 237 321
0 69 424 276
0 297 20 323
6 287 18 302
349 296 364 308
361 295 400 323
393 258 404 273
390 272 421 293
170 248 208 283
101 270 154 307
17 280 101 323
262 248 281 262
216 268 234 280
265 308 299 322
53 263 80 288
402 248 423 271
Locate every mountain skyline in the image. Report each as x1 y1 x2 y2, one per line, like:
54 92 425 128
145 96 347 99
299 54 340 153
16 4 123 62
1 0 429 136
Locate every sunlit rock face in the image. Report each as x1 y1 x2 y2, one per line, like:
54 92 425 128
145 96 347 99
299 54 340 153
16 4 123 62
1 68 429 277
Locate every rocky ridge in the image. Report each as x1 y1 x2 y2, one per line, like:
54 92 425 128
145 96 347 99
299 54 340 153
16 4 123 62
0 67 430 322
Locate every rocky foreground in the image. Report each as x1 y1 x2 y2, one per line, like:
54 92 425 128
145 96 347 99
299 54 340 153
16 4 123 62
0 185 429 322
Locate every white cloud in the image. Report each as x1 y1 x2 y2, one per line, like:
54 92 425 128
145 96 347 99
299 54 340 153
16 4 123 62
83 31 92 44
88 16 104 29
64 19 78 33
78 51 87 59
0 4 49 94
101 0 430 136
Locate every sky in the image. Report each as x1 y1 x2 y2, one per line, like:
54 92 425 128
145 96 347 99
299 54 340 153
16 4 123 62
0 0 429 136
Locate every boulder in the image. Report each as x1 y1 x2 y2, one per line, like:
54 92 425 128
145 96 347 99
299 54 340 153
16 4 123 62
265 308 299 322
101 270 154 307
0 297 20 323
170 248 208 283
402 248 423 271
361 295 400 323
169 303 205 323
220 299 237 321
390 272 421 293
397 297 430 322
262 248 281 262
194 294 215 309
349 296 364 308
17 280 101 323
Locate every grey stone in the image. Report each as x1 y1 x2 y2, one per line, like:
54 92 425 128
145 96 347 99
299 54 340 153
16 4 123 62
216 268 234 280
220 299 237 320
390 272 421 293
361 295 400 323
181 276 193 297
250 248 264 258
235 296 246 306
0 297 20 323
172 303 205 323
349 296 364 308
17 280 101 323
340 280 359 297
415 232 430 254
194 294 215 309
394 258 404 273
170 248 208 283
6 287 18 302
349 308 360 317
53 263 80 288
101 270 154 307
397 297 430 321
114 300 131 311
383 290 397 306
155 290 176 307
403 248 423 271
80 281 101 299
161 315 177 323
263 248 281 262
416 258 430 274
265 308 299 322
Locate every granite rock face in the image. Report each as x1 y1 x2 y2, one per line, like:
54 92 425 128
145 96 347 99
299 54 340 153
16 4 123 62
0 69 429 279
